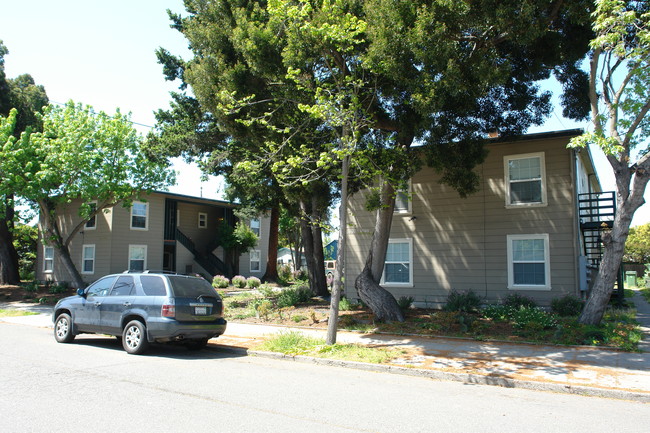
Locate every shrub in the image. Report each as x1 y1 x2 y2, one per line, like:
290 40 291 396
397 296 414 312
258 285 276 298
22 281 39 293
481 304 514 321
212 275 230 289
502 293 537 309
277 287 312 308
551 295 584 317
278 265 293 283
246 276 261 288
231 275 247 289
339 297 354 311
48 282 69 294
443 290 482 312
510 306 557 330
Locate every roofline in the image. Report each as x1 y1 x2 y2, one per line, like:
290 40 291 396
488 128 584 144
150 190 238 208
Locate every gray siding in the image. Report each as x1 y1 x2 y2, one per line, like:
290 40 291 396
345 135 581 307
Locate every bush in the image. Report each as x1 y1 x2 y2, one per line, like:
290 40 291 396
551 295 584 317
397 296 414 312
510 306 557 330
339 297 355 311
246 276 261 288
258 285 276 298
22 281 40 293
212 275 230 289
231 275 247 289
443 290 482 312
48 282 69 294
277 286 312 308
481 304 514 321
502 293 537 309
278 265 293 283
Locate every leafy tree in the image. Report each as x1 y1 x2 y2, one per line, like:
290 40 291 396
0 102 174 288
0 41 48 285
12 223 38 280
625 223 650 263
570 0 650 325
217 220 259 275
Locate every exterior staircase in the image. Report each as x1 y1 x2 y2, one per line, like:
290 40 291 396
175 228 227 277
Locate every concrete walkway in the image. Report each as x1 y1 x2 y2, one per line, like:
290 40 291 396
631 289 650 353
2 300 649 402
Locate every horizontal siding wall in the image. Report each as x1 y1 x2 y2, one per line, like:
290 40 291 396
345 136 580 307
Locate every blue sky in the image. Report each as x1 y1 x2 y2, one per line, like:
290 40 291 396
2 0 649 225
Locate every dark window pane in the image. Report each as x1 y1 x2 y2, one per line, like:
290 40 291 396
141 276 167 296
513 263 545 285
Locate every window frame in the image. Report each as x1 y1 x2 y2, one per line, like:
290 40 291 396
506 234 551 290
128 245 147 272
380 238 413 287
250 249 261 273
84 201 98 230
81 244 95 275
130 201 149 231
504 152 547 208
43 246 54 273
394 180 412 214
250 218 261 237
198 212 208 229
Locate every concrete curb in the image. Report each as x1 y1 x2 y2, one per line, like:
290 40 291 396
210 344 650 403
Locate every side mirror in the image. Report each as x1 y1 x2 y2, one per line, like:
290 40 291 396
77 288 86 297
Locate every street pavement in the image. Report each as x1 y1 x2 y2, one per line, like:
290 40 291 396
2 293 649 403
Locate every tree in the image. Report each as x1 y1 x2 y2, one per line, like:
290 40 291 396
12 222 38 280
0 41 48 285
570 0 650 325
0 102 174 288
625 223 650 263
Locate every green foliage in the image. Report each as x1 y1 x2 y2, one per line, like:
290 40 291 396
218 222 259 254
212 275 230 289
443 290 482 313
48 282 69 295
247 276 262 289
397 296 414 312
502 293 538 309
277 264 293 283
21 281 39 293
551 295 584 317
625 223 650 263
277 286 312 308
338 296 355 311
231 275 247 289
482 304 558 330
12 223 37 280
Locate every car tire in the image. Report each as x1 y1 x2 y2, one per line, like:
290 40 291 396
122 320 149 355
54 313 75 343
186 338 209 351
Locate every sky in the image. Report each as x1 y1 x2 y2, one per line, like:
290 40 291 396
1 0 649 226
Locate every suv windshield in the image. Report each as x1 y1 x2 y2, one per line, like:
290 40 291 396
168 276 217 298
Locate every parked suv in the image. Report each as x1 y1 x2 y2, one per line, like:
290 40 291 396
53 271 227 354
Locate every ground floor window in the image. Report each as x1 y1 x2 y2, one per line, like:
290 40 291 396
382 238 413 286
82 245 95 274
250 249 261 272
128 245 147 272
507 234 550 290
43 246 54 273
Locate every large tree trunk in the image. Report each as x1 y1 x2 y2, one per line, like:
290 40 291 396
299 198 328 297
354 180 404 322
0 218 21 285
262 206 280 283
310 195 328 297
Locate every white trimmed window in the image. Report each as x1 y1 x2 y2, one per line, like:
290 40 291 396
130 202 148 230
504 153 546 206
198 212 207 229
250 249 261 272
394 180 412 214
82 245 95 274
507 234 551 290
128 245 147 272
381 238 413 286
250 219 260 236
43 246 54 273
85 202 97 230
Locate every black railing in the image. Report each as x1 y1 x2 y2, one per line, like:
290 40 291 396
175 228 226 276
578 191 616 266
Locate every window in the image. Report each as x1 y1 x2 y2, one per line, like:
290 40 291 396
43 246 54 273
381 238 413 286
110 276 135 296
81 245 95 274
85 202 97 229
250 219 260 236
505 153 546 206
141 276 167 296
507 234 551 290
86 276 117 297
250 249 261 272
394 181 412 214
130 202 148 230
128 245 147 272
198 212 207 229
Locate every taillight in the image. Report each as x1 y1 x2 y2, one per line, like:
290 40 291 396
161 303 175 318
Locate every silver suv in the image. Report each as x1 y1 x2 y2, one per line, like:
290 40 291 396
53 272 227 354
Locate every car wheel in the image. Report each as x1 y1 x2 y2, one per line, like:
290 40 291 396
186 338 209 351
122 320 149 355
54 313 75 343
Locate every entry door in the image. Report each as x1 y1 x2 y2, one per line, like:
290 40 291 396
99 275 136 335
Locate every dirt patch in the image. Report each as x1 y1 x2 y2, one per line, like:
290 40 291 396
0 284 74 305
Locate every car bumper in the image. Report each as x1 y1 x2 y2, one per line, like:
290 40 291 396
146 317 227 342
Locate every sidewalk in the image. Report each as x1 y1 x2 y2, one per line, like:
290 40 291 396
2 301 649 402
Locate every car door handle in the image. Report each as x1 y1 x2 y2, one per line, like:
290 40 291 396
94 302 102 307
123 302 131 307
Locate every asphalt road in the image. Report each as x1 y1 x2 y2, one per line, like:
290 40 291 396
1 322 648 433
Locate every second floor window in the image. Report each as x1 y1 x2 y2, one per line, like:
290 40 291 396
131 202 148 230
505 153 546 206
85 202 97 229
198 212 207 228
43 246 54 272
250 219 260 236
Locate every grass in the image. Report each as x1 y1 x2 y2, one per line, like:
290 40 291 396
0 309 39 317
259 331 403 364
641 288 650 303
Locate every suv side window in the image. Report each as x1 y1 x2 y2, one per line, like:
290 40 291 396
141 276 167 296
86 276 118 297
110 276 135 296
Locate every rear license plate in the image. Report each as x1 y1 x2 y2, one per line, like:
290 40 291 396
195 306 207 315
